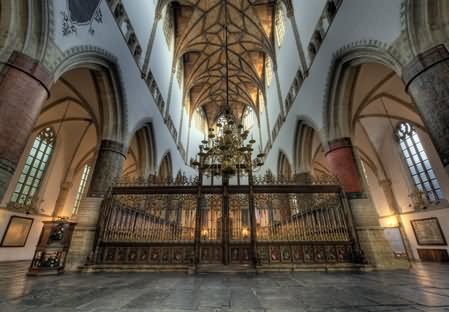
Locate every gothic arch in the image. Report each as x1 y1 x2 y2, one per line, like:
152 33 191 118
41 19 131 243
404 0 449 56
277 150 292 179
126 121 157 177
158 151 173 180
293 117 327 177
323 45 403 141
53 48 128 144
0 0 50 61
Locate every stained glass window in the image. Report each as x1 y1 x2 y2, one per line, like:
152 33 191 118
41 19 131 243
396 122 442 202
11 128 56 207
72 164 91 215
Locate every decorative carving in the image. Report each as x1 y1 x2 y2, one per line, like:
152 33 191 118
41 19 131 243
61 0 103 36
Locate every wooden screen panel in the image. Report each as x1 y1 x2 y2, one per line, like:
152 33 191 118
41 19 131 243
417 249 449 262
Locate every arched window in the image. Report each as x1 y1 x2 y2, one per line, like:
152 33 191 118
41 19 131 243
275 4 285 47
11 128 56 207
72 164 91 215
163 4 174 48
396 122 442 202
265 56 273 86
242 106 255 130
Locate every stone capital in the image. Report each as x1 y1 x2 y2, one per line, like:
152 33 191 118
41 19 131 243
4 51 53 96
403 44 449 90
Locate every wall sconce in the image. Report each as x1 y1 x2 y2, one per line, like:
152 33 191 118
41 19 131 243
384 215 399 228
201 228 208 240
242 227 249 239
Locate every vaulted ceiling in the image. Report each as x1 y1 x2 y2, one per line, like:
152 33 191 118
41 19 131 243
169 0 278 126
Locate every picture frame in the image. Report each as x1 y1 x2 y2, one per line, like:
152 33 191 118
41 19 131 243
0 216 34 247
411 217 446 246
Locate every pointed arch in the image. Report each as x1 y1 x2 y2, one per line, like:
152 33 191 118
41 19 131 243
53 48 128 144
323 45 403 142
277 150 292 179
158 151 173 181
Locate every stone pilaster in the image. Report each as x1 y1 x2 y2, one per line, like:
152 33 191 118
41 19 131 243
0 51 53 201
325 138 408 269
403 44 449 175
88 139 126 197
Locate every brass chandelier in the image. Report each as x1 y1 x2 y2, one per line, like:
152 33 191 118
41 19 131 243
192 0 265 177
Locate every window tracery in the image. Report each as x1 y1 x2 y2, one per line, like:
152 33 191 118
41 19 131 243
11 128 56 207
72 164 91 215
396 122 442 202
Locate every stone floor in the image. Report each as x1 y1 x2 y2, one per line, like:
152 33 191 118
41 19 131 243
1 262 449 311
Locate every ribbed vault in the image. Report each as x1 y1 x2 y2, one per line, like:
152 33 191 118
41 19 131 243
170 0 277 126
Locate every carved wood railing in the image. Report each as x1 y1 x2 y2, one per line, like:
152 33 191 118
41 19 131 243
92 175 359 267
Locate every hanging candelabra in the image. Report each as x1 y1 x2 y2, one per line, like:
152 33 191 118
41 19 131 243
192 110 265 177
191 0 264 178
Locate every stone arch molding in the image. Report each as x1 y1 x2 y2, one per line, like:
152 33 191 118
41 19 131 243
52 46 128 144
128 118 158 175
402 0 449 58
322 42 405 143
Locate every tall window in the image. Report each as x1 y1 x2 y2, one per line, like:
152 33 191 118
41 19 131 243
275 4 285 47
265 56 273 86
242 106 255 130
72 164 91 215
11 128 56 207
396 122 442 202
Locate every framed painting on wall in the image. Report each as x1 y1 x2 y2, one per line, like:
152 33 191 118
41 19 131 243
0 216 34 247
411 217 447 246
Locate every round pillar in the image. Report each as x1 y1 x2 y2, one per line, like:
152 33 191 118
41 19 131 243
88 139 126 197
0 51 52 201
403 44 449 175
66 139 126 271
325 137 408 269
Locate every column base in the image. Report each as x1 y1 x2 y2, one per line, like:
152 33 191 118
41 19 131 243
65 197 103 272
357 227 409 270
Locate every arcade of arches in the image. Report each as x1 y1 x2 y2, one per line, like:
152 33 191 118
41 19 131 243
1 0 449 297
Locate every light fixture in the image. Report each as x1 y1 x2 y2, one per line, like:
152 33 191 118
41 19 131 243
192 0 265 177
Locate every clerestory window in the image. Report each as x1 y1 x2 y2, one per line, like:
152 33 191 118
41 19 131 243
396 122 442 202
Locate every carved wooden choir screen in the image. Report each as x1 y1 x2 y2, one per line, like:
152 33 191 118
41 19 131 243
93 177 357 268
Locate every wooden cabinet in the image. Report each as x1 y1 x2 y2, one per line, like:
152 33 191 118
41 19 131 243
28 221 76 275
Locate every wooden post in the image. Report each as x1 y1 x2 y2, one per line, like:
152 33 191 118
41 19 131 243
194 165 203 271
248 156 258 268
222 174 230 265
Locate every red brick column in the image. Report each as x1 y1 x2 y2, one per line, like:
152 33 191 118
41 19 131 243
324 137 363 195
324 137 408 269
0 51 52 201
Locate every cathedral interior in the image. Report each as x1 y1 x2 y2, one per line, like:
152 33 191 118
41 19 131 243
1 0 449 311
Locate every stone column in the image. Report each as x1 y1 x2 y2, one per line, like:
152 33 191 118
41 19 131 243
0 51 52 201
403 44 449 176
88 140 126 196
325 138 408 269
65 140 126 271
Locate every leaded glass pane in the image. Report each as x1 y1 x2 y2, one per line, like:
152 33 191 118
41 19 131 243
396 122 442 202
10 128 56 207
